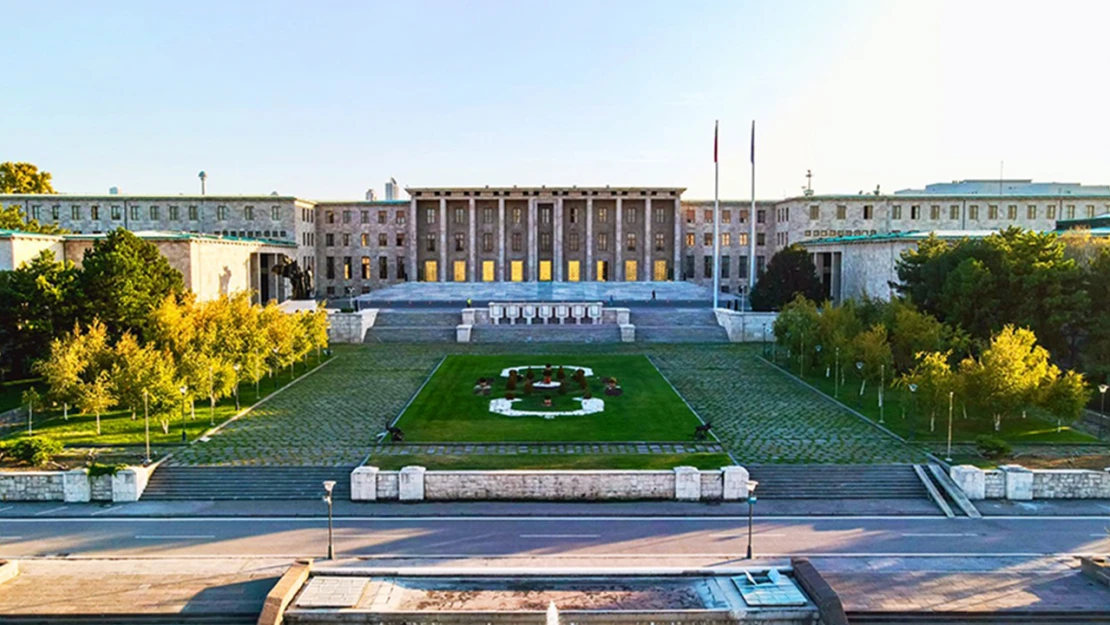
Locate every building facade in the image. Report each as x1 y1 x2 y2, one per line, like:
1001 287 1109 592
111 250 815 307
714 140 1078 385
4 178 1109 300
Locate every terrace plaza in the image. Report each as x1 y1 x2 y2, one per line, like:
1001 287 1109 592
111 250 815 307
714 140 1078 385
357 279 731 307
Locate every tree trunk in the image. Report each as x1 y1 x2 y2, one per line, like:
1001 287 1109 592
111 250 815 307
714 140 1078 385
930 409 936 433
96 411 101 435
993 414 1001 432
161 418 170 435
209 396 215 426
63 402 68 421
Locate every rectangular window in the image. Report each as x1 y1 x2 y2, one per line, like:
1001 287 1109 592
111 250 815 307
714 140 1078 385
721 232 731 246
910 205 920 220
71 205 81 220
271 206 280 220
757 255 766 276
326 211 335 224
626 233 637 251
685 209 695 224
425 234 436 252
756 233 766 246
892 205 902 220
626 207 637 224
704 209 713 223
342 233 350 247
836 205 846 220
810 205 820 220
541 206 552 225
426 208 436 224
569 231 580 252
685 233 695 247
218 205 230 221
1027 205 1037 220
704 256 713 279
722 209 731 223
598 207 609 223
454 207 465 224
395 210 406 225
244 206 254 220
343 257 352 280
396 233 405 247
375 233 385 246
570 207 580 224
511 232 523 251
379 256 389 280
1066 205 1076 219
188 206 200 221
128 205 138 220
377 210 386 224
326 257 335 279
361 210 370 224
455 232 465 252
361 256 371 279
512 207 523 224
1007 205 1017 220
655 207 665 223
930 205 940 220
598 232 609 251
360 233 370 247
757 209 766 224
704 233 712 246
740 210 749 223
721 255 731 279
654 233 665 251
91 205 100 220
50 205 59 220
988 205 999 220
483 232 494 252
540 232 551 252
326 233 334 247
1087 205 1096 218
969 205 980 220
111 205 122 220
864 205 874 220
950 205 960 220
739 233 749 246
397 256 406 280
1047 205 1057 219
738 256 749 279
483 207 495 223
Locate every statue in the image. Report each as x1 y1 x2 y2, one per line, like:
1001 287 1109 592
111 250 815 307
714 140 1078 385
271 255 314 300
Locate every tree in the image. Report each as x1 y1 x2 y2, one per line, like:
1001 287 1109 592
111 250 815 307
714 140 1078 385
33 329 86 420
888 301 945 373
901 350 955 433
773 295 820 369
76 370 114 436
0 162 55 194
959 326 1053 432
78 229 185 340
0 250 82 375
110 332 179 422
66 321 115 435
851 324 893 396
750 244 824 311
21 387 41 434
0 204 66 234
815 300 862 380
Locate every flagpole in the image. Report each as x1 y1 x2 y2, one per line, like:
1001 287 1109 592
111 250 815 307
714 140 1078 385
748 120 757 303
713 120 720 309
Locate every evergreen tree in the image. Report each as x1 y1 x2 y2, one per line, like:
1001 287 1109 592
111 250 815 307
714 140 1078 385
750 244 823 311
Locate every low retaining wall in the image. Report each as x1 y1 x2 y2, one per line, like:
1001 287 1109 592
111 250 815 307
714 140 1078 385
351 466 750 502
328 309 378 343
714 310 779 342
0 465 156 503
951 464 1110 500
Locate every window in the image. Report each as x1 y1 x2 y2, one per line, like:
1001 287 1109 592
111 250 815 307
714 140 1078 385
756 209 766 224
325 257 335 279
969 205 980 220
836 205 847 220
145 205 158 220
50 205 59 220
216 205 228 221
756 233 766 246
655 233 665 251
396 233 405 247
71 205 81 220
721 255 731 279
738 255 749 279
722 209 731 223
379 256 389 280
704 256 713 278
570 207 580 224
864 205 874 220
626 233 637 251
483 232 494 252
167 205 178 220
244 206 254 220
483 207 495 223
91 205 100 220
511 232 522 251
685 233 695 247
1006 205 1017 220
360 233 370 247
326 286 335 296
598 232 609 251
685 209 695 224
930 205 940 220
810 205 820 220
454 207 465 224
377 233 387 247
397 256 406 280
189 206 200 220
704 233 712 246
1027 205 1037 220
455 232 465 252
325 233 335 247
701 209 710 223
891 205 902 219
326 211 335 224
343 257 352 280
684 255 694 279
426 208 436 224
740 209 749 223
625 207 636 224
271 206 280 220
910 205 920 220
1047 205 1057 219
654 207 665 223
425 234 436 252
361 210 369 224
342 233 350 247
1066 205 1076 219
988 205 999 220
377 210 386 224
540 206 552 225
757 255 766 276
569 231 580 252
395 210 406 225
738 233 749 246
512 207 523 224
111 205 122 220
540 232 551 252
721 233 731 246
361 257 371 279
950 205 960 220
1087 205 1097 218
598 207 609 223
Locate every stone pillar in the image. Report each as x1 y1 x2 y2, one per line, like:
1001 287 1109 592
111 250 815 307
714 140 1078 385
409 198 418 282
674 466 701 501
615 197 623 281
498 197 506 281
721 465 750 501
63 469 91 503
468 198 476 282
673 198 681 281
1001 465 1033 501
554 197 563 281
951 465 985 501
644 197 652 281
586 197 594 281
528 197 537 281
438 198 447 282
351 466 379 501
399 466 426 502
111 467 149 503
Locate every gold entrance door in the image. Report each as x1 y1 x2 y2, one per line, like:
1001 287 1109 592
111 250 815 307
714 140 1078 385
653 260 668 281
424 260 438 282
511 260 524 282
453 260 467 282
567 260 581 282
482 260 495 282
596 260 608 282
624 260 638 282
539 260 552 281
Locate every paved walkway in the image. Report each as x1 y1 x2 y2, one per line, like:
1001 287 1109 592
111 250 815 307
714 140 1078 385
367 442 725 456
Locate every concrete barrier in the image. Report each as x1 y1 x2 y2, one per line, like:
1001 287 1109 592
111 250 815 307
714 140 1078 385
1 464 157 503
257 558 312 625
714 309 779 342
951 464 1110 500
0 560 18 587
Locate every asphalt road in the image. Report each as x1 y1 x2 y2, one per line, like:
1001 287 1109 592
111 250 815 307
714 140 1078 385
1 515 1106 559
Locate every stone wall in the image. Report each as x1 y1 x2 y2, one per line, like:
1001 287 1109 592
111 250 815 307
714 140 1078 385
0 465 156 502
328 309 378 343
714 309 778 342
0 472 65 501
353 466 749 502
952 464 1110 500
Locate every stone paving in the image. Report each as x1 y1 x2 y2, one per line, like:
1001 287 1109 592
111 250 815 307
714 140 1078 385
172 343 921 466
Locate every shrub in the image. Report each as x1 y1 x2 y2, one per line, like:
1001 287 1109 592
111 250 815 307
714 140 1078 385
556 382 567 395
88 462 126 478
8 436 63 467
509 370 518 382
525 368 535 380
579 377 589 390
556 366 566 380
506 378 517 391
524 380 534 395
975 435 1012 460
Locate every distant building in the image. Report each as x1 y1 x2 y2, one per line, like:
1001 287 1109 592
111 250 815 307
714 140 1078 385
384 178 400 201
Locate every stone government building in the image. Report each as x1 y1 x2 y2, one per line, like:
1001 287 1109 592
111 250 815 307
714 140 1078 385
2 178 1108 302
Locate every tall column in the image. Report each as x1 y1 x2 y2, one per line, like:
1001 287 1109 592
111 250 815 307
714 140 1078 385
528 197 537 281
615 197 623 281
498 197 506 281
408 198 418 281
554 197 563 281
468 198 476 282
673 198 681 281
438 198 447 282
586 197 594 281
644 198 652 281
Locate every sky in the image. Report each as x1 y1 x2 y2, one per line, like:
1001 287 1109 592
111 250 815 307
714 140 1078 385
4 0 1110 200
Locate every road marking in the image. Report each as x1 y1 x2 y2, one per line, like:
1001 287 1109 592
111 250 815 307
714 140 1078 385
0 506 13 513
710 533 785 538
1091 533 1110 537
134 535 216 540
519 534 600 539
901 532 980 537
2 514 1109 523
90 506 116 516
33 506 68 516
0 537 23 540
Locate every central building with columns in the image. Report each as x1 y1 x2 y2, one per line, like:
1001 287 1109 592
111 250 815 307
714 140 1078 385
409 186 685 284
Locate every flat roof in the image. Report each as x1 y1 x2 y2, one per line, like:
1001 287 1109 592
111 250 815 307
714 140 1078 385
406 186 686 196
44 229 296 247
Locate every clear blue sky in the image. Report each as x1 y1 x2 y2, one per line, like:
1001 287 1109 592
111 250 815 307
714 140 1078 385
5 0 1109 200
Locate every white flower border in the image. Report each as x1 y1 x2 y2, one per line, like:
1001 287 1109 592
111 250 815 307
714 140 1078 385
489 396 605 419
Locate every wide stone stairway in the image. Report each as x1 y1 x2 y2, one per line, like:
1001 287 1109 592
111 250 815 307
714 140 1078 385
747 464 928 499
142 466 354 500
632 308 730 343
364 309 459 342
470 324 623 343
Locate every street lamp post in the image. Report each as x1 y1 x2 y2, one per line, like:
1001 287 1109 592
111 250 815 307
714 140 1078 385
946 390 954 462
746 480 759 560
879 364 885 424
207 365 215 426
816 345 826 378
272 348 279 390
834 347 840 398
908 383 918 441
1099 384 1108 439
232 364 241 411
179 385 188 444
855 361 864 406
800 335 806 378
143 389 151 465
322 480 336 560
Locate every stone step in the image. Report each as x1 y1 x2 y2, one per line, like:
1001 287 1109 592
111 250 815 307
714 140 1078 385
631 309 720 326
373 310 460 328
364 327 458 343
635 326 730 343
471 325 623 344
142 466 352 500
748 464 928 499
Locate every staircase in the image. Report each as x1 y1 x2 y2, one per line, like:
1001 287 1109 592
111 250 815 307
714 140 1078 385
141 466 353 500
632 308 730 343
364 309 459 343
747 464 929 499
846 612 1110 623
471 324 622 343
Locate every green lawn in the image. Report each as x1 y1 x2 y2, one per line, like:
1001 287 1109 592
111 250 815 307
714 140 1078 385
365 452 734 471
770 355 1098 444
0 378 42 413
395 355 703 442
2 356 331 446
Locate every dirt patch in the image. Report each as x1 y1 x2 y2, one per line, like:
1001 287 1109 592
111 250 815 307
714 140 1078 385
1010 453 1110 470
395 582 704 611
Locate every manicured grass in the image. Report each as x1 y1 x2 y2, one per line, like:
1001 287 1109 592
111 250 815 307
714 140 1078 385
395 355 702 442
365 452 734 471
2 356 331 446
769 354 1098 444
0 378 42 413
